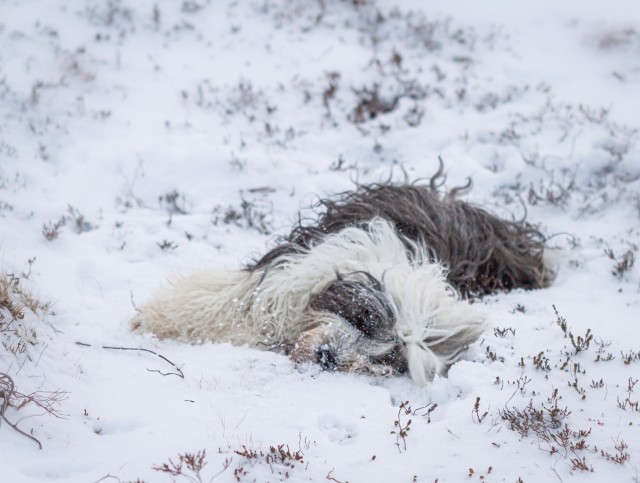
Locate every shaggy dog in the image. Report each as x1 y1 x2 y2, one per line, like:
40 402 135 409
131 167 552 384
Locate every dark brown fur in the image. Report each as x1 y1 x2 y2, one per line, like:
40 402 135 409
250 169 552 296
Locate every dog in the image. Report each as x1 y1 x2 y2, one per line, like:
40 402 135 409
131 166 552 384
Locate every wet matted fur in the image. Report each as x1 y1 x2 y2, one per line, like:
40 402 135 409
132 170 553 385
251 172 551 296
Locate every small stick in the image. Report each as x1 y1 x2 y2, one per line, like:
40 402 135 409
326 469 344 483
0 373 43 449
2 416 43 449
75 342 184 378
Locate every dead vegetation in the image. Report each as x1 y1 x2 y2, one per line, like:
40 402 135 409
597 27 639 50
153 449 231 482
159 190 189 216
605 248 636 279
42 216 67 241
212 192 274 236
390 400 412 452
42 205 96 240
0 373 67 450
1 271 53 357
2 0 640 480
492 305 639 474
1 270 65 449
151 438 309 482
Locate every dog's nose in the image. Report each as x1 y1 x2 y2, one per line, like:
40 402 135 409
291 325 332 365
315 345 337 370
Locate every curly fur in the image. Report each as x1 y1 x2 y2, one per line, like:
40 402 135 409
251 171 552 296
132 220 486 384
131 167 553 385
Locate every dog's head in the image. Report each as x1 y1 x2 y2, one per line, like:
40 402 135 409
291 268 486 384
292 272 406 376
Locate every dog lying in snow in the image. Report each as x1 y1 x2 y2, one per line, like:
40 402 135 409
131 167 552 384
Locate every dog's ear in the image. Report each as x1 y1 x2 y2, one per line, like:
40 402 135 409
405 342 445 385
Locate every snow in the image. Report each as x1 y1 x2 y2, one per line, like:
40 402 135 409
1 0 639 481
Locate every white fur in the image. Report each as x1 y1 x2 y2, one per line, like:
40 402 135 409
132 219 486 384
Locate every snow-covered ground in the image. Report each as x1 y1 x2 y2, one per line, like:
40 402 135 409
1 1 640 481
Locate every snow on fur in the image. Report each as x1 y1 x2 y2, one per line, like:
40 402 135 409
132 219 486 385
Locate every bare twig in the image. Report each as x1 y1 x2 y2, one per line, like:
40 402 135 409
391 401 412 452
0 373 43 449
326 469 344 483
75 342 184 378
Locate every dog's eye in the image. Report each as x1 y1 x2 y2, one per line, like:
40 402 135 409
315 345 337 370
309 277 396 340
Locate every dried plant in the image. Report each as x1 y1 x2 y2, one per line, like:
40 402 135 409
1 271 53 358
228 440 306 481
159 190 189 215
472 396 488 424
153 449 233 482
494 326 516 338
0 372 67 449
391 400 412 452
600 438 631 465
500 389 571 442
616 377 640 413
212 194 274 236
42 216 67 241
605 248 635 279
0 270 66 449
67 205 96 234
553 305 593 355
